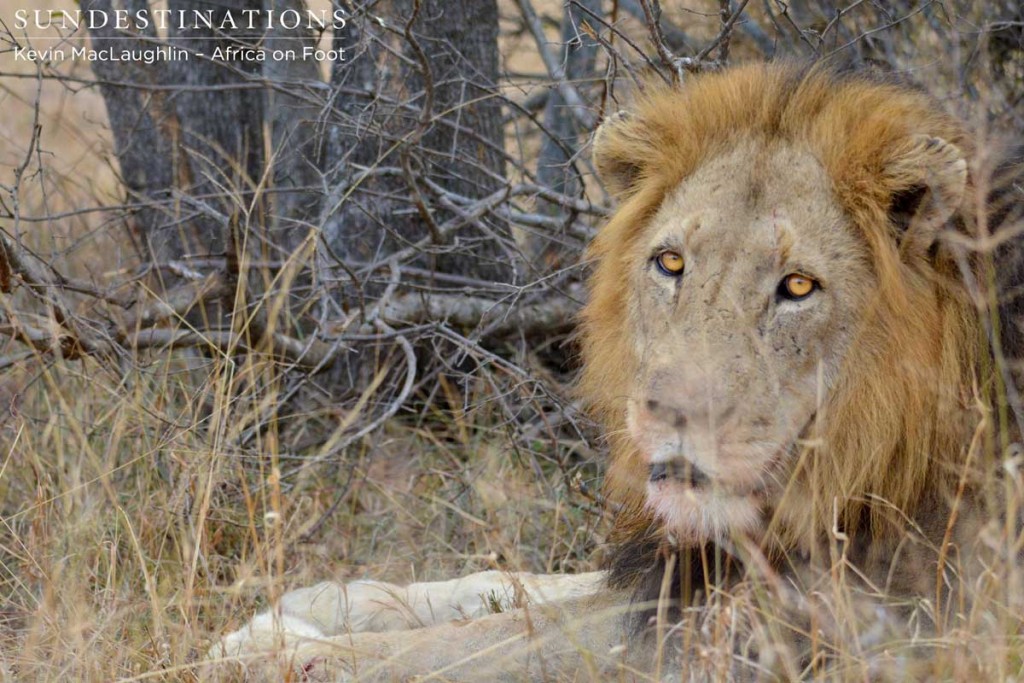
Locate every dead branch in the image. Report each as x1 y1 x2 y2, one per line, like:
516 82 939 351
379 287 582 338
697 0 754 64
638 0 684 80
128 327 342 370
0 231 114 359
515 0 598 129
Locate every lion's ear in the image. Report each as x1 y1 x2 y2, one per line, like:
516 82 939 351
592 111 645 199
886 135 968 255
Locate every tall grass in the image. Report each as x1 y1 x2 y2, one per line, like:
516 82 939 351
0 342 606 680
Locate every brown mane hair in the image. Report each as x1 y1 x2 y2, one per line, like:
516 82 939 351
579 63 1003 586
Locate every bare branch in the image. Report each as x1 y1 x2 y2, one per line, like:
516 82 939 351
515 0 598 129
379 287 582 338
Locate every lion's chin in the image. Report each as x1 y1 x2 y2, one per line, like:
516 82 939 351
645 480 762 544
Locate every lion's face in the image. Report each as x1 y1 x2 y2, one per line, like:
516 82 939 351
624 140 874 543
586 65 979 570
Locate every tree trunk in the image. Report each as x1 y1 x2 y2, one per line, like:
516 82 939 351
164 0 267 262
321 0 510 285
528 0 601 269
265 0 326 252
86 0 269 266
82 0 176 262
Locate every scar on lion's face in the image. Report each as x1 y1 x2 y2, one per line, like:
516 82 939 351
624 139 874 544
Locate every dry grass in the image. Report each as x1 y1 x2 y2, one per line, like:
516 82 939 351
0 345 605 681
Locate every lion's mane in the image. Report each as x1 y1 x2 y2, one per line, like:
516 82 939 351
579 62 1024 599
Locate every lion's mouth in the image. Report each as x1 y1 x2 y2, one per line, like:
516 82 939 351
646 454 771 499
643 467 764 542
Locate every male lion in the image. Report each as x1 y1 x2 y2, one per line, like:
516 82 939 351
209 63 1024 680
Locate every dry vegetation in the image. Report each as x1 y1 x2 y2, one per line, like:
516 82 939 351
0 0 1022 681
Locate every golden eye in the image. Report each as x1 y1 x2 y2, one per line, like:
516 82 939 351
780 273 816 300
655 250 685 276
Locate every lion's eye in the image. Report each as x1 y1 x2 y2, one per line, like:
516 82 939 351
655 251 685 276
778 274 817 301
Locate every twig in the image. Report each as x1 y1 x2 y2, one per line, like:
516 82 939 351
638 0 684 80
515 0 598 129
570 1 659 88
826 1 936 57
618 0 692 51
770 0 818 55
356 184 514 274
402 0 434 141
699 0 753 64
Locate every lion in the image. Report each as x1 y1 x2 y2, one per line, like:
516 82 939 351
206 63 1024 681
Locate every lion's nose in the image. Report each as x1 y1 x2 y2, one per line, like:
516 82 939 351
645 398 687 429
644 395 735 431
